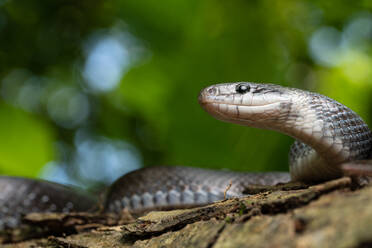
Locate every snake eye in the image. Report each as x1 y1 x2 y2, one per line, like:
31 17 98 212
236 84 251 94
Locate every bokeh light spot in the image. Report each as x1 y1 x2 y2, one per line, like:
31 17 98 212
47 87 90 128
83 36 128 92
309 26 342 67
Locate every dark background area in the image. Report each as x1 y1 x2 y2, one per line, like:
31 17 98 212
1 0 372 190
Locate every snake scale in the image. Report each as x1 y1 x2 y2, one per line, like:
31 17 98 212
1 82 371 229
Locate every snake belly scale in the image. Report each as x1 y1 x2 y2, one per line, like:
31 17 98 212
1 82 372 227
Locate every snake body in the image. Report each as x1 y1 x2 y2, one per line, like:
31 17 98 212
104 166 289 213
0 176 96 229
1 82 372 228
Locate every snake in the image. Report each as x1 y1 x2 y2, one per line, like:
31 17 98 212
1 82 372 229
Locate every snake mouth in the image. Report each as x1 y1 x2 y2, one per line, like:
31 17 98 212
198 91 283 108
200 101 283 123
200 101 281 108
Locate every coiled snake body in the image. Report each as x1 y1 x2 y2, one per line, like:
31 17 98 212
1 82 372 228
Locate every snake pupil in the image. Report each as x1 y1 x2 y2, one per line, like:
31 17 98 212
236 84 250 94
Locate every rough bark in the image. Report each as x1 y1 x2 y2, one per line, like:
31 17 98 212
3 177 372 248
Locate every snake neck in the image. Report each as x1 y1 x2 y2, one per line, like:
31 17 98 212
275 91 372 181
284 92 372 163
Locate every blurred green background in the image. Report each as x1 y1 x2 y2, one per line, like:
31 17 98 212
1 0 372 189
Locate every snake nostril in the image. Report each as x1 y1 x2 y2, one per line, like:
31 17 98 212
207 87 217 95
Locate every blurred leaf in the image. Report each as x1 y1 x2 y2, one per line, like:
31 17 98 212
1 0 372 186
0 102 55 176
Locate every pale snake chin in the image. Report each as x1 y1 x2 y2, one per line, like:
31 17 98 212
1 82 372 226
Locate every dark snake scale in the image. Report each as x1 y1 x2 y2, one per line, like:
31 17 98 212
1 82 371 229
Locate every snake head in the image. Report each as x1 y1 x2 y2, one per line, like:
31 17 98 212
198 82 293 129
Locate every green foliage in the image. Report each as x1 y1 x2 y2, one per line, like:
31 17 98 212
0 103 54 176
0 0 371 185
